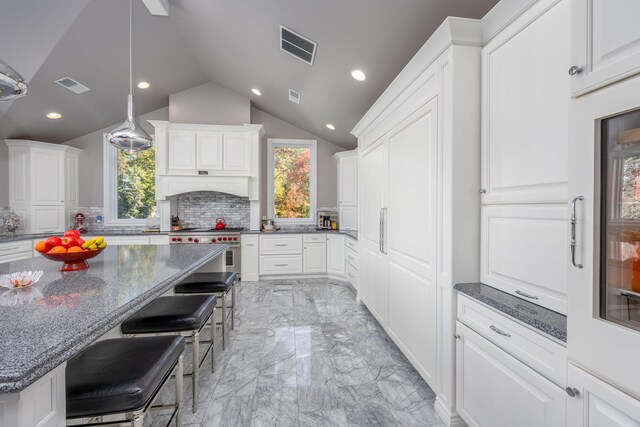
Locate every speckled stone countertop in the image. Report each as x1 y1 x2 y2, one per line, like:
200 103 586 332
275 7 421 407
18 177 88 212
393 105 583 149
242 229 358 240
455 282 567 344
0 231 168 244
0 244 227 393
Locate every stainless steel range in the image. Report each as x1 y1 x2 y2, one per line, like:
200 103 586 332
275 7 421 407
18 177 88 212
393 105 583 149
169 227 243 275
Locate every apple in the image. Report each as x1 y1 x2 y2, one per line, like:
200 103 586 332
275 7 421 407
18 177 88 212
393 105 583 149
60 236 78 249
76 237 85 246
45 236 62 249
64 230 80 239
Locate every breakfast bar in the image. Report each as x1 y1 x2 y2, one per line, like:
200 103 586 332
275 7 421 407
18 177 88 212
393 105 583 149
0 244 228 427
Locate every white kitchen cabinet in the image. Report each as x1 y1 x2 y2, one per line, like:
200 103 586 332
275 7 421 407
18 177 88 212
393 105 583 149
6 140 82 234
338 206 357 231
196 132 223 171
481 204 569 314
167 130 197 172
222 133 251 172
303 242 326 274
0 240 33 264
327 235 345 277
260 255 303 275
570 0 640 97
481 0 570 204
335 150 358 230
241 234 259 281
148 235 170 245
345 262 358 289
567 363 640 427
456 322 566 427
260 235 303 255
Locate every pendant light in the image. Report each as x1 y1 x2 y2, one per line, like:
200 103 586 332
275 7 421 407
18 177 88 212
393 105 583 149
107 0 152 154
0 58 27 101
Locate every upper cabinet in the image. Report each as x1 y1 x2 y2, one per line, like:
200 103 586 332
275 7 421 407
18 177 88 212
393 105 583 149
570 0 640 97
481 0 570 204
334 150 358 230
222 133 251 173
195 132 223 171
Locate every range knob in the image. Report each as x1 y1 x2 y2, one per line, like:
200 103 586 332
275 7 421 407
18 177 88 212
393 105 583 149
194 238 199 243
177 238 182 242
218 237 223 241
187 237 193 242
211 238 216 243
233 237 238 241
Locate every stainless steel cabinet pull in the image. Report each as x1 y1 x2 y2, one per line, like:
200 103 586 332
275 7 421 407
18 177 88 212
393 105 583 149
568 65 583 76
454 334 461 340
571 196 584 269
274 264 288 267
381 208 387 254
479 189 487 194
274 244 288 247
565 387 580 398
489 325 511 337
379 208 384 253
245 244 254 246
516 290 539 300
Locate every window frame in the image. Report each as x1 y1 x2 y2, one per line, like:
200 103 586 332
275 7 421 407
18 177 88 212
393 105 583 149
266 138 317 225
103 133 157 226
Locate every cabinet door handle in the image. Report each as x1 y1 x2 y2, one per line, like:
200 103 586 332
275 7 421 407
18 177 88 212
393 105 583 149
479 189 487 194
489 325 511 337
568 65 583 76
515 290 539 300
565 387 580 398
245 244 254 247
379 208 384 253
570 196 584 269
274 264 288 267
274 244 289 247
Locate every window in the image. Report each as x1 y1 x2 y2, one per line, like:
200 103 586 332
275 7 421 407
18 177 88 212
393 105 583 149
104 134 157 226
267 139 317 223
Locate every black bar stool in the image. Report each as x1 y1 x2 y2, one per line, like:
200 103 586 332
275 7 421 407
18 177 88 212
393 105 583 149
66 336 185 427
174 272 237 349
121 295 216 413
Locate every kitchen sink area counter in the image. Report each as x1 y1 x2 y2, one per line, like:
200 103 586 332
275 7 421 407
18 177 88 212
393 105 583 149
0 243 227 393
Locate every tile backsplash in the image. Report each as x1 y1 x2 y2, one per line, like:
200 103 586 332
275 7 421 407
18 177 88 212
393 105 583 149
176 191 250 229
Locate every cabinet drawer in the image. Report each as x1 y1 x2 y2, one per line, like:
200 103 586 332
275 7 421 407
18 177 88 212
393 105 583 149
345 262 358 288
0 240 32 255
260 235 302 254
303 234 326 243
260 255 303 275
345 246 359 270
458 294 566 387
345 237 358 253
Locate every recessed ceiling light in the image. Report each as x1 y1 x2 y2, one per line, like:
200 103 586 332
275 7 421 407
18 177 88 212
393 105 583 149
137 81 150 89
351 69 366 81
326 123 335 130
46 112 62 119
251 88 262 96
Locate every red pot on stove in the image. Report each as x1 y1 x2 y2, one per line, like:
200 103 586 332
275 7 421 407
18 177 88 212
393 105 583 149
215 218 226 229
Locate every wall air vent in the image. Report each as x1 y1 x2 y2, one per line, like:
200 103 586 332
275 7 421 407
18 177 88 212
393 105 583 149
54 77 90 94
280 25 317 65
288 89 301 104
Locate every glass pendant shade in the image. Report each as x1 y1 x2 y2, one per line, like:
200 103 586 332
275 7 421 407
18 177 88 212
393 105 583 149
0 59 27 101
107 95 152 154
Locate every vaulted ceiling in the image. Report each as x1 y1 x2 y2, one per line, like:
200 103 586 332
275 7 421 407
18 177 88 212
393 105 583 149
0 0 499 149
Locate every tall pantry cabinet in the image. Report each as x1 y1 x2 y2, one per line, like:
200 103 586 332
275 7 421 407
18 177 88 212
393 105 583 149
5 140 81 234
351 18 482 425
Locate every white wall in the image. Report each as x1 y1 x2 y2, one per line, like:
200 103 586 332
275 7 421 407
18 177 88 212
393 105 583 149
251 107 343 218
169 82 251 125
64 107 169 206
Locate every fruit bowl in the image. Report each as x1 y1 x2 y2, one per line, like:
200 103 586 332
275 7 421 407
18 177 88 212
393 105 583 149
40 248 105 272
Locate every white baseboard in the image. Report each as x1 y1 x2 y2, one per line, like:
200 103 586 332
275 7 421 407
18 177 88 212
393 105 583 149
435 396 467 427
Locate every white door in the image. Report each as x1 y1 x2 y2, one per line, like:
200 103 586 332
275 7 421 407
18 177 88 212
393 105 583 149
571 0 640 96
456 323 566 427
168 130 196 172
31 206 65 234
339 206 357 231
338 155 358 205
196 132 223 171
327 235 345 276
481 0 570 204
568 74 640 397
31 149 64 205
223 133 251 172
358 138 388 324
303 243 327 273
567 363 640 427
65 153 79 207
241 235 259 281
386 98 438 386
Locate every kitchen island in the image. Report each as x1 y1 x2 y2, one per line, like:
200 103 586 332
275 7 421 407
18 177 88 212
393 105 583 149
0 243 228 426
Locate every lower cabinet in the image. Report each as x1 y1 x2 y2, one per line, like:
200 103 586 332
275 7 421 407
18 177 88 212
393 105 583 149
260 255 303 275
327 235 345 276
31 206 65 234
241 234 259 281
567 363 640 427
456 322 566 427
0 240 33 264
339 206 358 230
303 243 326 273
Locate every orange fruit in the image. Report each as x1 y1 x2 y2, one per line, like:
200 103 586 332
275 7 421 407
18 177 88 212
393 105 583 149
67 246 83 253
34 241 48 252
47 246 67 254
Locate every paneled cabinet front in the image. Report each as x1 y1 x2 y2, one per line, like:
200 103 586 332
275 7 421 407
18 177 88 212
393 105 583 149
303 242 327 273
167 130 197 172
31 149 65 205
481 0 570 204
570 0 640 96
196 132 223 171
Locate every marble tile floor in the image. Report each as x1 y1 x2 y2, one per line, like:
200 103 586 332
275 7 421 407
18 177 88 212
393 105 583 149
148 279 444 427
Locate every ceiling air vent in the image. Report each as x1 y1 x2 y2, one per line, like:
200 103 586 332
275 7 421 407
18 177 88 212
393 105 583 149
288 89 301 104
280 25 317 65
55 77 90 94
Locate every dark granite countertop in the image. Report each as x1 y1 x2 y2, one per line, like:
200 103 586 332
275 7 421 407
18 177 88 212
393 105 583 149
0 244 227 393
242 229 358 240
455 282 567 344
0 231 168 244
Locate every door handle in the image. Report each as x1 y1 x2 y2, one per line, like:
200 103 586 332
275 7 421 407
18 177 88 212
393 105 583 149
571 196 584 269
379 208 384 253
382 208 387 254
